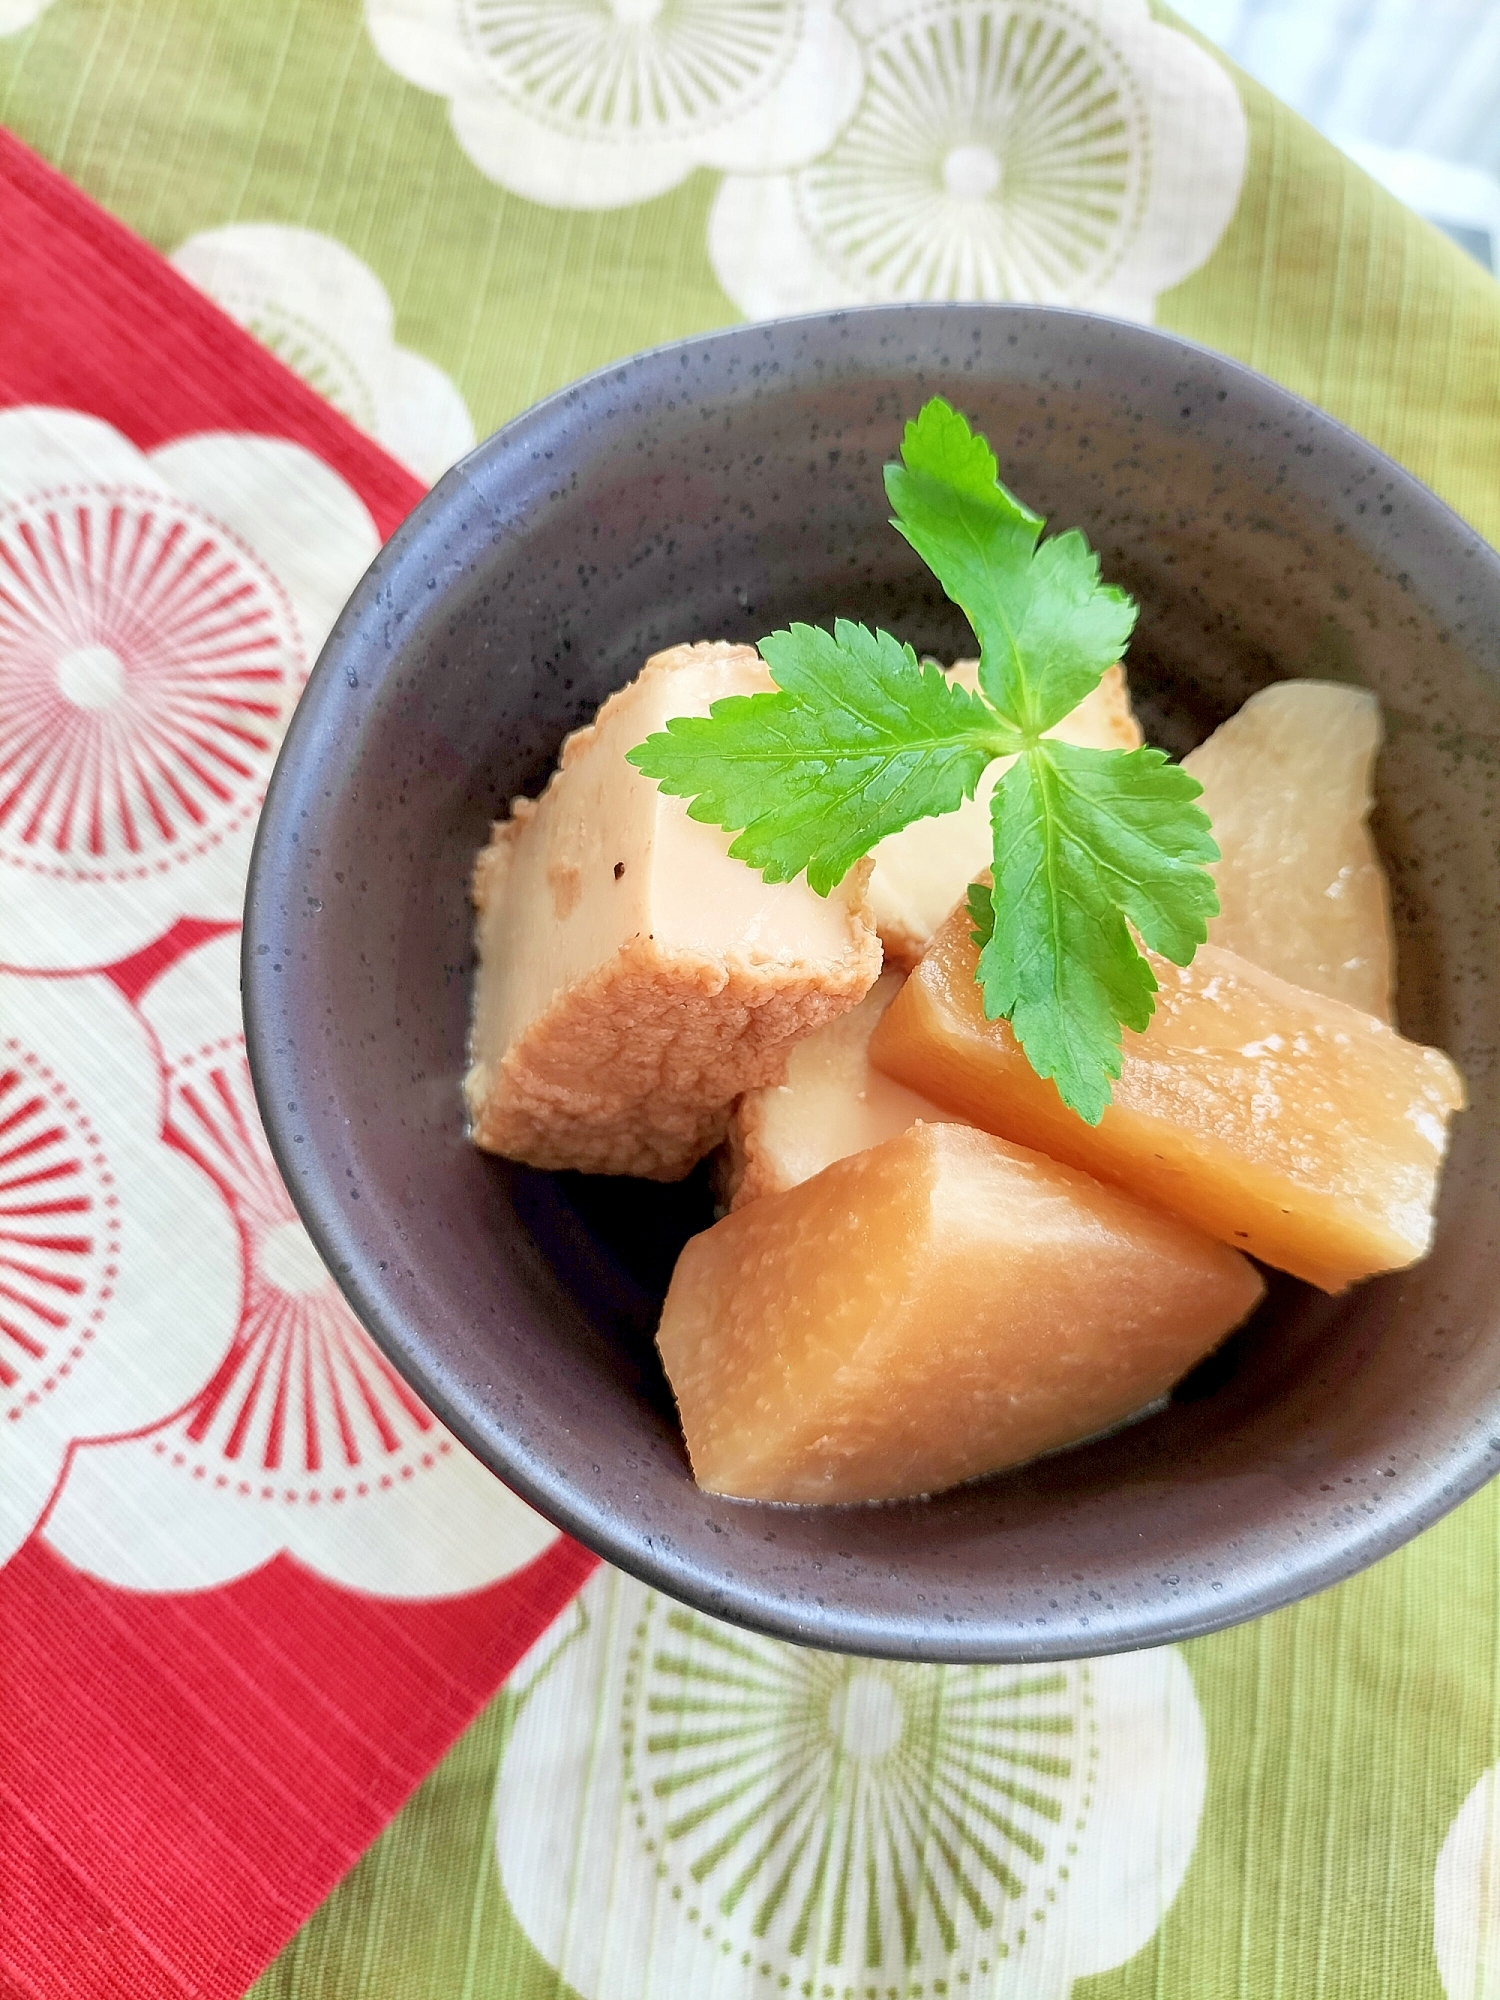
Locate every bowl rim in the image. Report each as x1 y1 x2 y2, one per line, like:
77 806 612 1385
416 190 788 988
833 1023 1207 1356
244 300 1500 1660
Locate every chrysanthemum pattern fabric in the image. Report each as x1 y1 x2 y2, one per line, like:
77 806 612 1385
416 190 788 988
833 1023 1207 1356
708 0 1247 319
0 410 377 965
493 1570 1205 2000
170 226 477 482
0 130 589 2000
6 2 1500 1997
40 932 556 1597
0 394 553 1598
368 0 1245 316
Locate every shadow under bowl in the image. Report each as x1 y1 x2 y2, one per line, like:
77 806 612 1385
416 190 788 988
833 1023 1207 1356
244 305 1500 1662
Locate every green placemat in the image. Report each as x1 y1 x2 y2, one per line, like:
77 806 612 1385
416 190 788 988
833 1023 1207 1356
6 4 1499 1995
255 1492 1500 2000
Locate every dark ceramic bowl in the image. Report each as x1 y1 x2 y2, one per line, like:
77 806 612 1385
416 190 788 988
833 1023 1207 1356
244 306 1500 1662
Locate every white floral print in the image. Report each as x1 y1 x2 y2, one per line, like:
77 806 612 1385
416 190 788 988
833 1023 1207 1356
0 0 52 31
493 1567 1206 2000
1435 1765 1500 2000
171 225 477 484
41 931 560 1596
364 0 863 210
0 967 240 1569
0 407 378 969
709 0 1248 322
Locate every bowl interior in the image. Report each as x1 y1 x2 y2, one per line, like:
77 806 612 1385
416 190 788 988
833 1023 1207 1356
245 307 1500 1660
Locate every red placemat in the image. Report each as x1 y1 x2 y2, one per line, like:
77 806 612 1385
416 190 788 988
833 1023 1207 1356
0 131 595 2000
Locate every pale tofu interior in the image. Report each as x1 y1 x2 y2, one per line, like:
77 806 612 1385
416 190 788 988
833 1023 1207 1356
868 662 1143 967
469 644 874 1087
721 971 966 1208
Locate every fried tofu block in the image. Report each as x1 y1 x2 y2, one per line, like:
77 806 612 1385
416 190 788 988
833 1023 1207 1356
466 642 881 1179
718 970 965 1209
868 662 1142 968
869 906 1465 1292
657 1122 1265 1504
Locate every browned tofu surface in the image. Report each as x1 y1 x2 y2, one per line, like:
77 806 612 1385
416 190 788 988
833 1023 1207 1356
466 642 881 1178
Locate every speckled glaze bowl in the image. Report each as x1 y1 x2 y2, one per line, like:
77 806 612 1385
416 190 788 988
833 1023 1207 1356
243 306 1500 1662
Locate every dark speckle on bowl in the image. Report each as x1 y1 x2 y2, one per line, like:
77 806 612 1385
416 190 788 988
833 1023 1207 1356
245 305 1500 1661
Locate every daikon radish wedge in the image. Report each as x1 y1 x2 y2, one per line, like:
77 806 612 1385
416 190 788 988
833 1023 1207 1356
1182 680 1395 1019
869 909 1465 1293
657 1121 1264 1504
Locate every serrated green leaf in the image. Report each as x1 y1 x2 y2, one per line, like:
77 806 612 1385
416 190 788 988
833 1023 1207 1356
628 395 1221 1122
626 620 1012 896
967 877 996 950
1001 530 1138 731
976 742 1220 1123
885 398 1135 734
1042 741 1221 962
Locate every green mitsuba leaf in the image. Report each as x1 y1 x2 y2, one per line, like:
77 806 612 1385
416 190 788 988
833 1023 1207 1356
627 395 1220 1123
886 398 1136 734
976 744 1219 1123
967 877 996 951
626 620 1012 897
